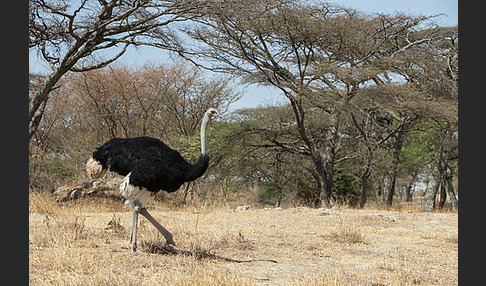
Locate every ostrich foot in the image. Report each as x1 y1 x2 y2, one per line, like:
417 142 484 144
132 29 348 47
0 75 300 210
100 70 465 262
121 246 150 256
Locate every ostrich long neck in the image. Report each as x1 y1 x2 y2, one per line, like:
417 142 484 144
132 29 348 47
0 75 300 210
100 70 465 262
200 112 210 155
185 112 210 182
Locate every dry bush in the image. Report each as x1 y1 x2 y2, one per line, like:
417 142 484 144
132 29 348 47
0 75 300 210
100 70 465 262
29 191 59 215
327 225 365 244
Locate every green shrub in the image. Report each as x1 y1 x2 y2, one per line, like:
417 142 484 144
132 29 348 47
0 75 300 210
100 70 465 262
331 167 361 207
256 182 279 205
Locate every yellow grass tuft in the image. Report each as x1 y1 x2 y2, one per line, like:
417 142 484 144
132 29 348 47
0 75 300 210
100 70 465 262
29 191 59 215
327 224 364 244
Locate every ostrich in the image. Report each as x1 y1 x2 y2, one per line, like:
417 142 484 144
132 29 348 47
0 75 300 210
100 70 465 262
86 108 221 252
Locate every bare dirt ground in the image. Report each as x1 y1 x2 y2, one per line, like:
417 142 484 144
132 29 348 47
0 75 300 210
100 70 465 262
29 193 458 285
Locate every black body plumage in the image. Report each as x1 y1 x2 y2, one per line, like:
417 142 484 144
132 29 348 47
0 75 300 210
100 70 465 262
92 136 209 193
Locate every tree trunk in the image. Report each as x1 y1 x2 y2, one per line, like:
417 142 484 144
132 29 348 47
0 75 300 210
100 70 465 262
404 174 417 202
380 131 404 207
359 173 370 208
318 110 340 207
437 181 447 209
444 170 458 211
288 98 339 208
380 175 394 207
405 183 413 202
359 162 372 208
275 185 283 208
312 153 329 207
423 144 450 211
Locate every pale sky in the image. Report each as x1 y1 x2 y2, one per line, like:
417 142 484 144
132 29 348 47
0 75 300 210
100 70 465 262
29 0 458 111
337 0 457 26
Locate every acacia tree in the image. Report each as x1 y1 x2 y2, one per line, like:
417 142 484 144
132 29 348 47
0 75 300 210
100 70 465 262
179 0 445 207
232 105 321 205
29 0 197 140
385 26 458 211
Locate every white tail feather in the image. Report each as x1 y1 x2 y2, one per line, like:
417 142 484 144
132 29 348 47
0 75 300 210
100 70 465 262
86 157 107 179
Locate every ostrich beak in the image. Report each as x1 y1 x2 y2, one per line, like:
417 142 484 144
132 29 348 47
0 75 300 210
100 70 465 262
208 108 222 119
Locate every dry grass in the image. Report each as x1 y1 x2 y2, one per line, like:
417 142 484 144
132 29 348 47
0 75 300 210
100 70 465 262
29 192 458 285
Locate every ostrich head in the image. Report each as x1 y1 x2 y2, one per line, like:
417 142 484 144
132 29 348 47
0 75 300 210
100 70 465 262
206 107 221 119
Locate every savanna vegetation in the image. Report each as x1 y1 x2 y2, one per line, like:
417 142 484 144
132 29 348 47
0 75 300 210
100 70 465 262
30 0 458 211
29 1 458 285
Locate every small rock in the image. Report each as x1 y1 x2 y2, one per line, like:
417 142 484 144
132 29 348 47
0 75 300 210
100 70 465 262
304 232 318 235
236 205 251 211
54 186 84 202
29 213 54 222
87 180 104 188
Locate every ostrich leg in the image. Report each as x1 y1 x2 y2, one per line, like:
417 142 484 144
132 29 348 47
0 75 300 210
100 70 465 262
139 208 176 246
129 200 141 252
183 182 190 202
